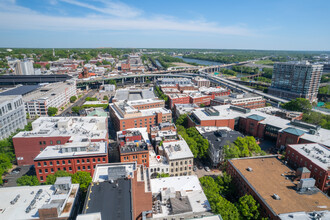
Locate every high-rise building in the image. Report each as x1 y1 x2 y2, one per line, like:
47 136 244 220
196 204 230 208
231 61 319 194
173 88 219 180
268 61 323 102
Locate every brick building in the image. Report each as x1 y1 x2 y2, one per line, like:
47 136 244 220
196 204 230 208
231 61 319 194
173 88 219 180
117 128 150 167
187 105 330 148
13 117 108 165
34 141 108 182
286 143 330 194
109 102 172 132
227 156 330 219
210 93 266 109
82 162 152 220
168 93 190 109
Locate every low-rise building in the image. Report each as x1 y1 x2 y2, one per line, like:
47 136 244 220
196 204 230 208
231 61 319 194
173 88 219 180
174 103 199 117
110 101 172 132
0 95 27 140
23 81 77 118
286 143 330 194
0 177 79 220
197 127 243 167
161 139 194 176
168 93 190 109
82 162 152 220
227 156 330 219
34 141 108 182
193 76 211 87
150 175 212 219
211 93 265 109
117 128 150 167
13 116 108 165
187 105 330 148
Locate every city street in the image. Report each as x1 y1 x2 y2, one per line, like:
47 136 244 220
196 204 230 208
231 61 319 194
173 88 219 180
60 90 96 116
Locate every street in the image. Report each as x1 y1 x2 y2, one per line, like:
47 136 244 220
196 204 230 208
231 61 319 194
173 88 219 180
60 90 96 116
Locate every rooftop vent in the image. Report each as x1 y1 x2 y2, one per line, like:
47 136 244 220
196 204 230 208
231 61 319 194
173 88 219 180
246 167 253 172
272 194 281 200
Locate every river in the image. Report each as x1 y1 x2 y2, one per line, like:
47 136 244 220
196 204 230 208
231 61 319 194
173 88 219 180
175 56 223 66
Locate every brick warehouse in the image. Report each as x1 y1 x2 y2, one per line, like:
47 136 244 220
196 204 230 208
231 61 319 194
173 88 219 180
285 143 330 194
187 105 330 148
34 141 108 182
227 156 330 219
13 117 108 165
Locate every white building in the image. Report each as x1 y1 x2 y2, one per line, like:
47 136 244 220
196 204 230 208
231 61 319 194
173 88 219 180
23 81 77 117
150 175 212 219
14 60 35 75
0 95 27 140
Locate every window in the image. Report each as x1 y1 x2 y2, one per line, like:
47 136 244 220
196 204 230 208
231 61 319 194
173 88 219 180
103 158 105 162
50 141 53 145
87 159 90 163
49 162 53 166
45 169 48 173
39 141 42 145
43 141 46 145
82 159 85 163
88 166 91 170
57 161 60 165
68 160 71 164
78 166 81 171
57 140 61 144
40 176 43 181
185 161 187 164
93 158 96 162
63 167 66 171
38 162 41 167
83 166 85 170
40 147 43 151
44 162 47 166
62 160 65 165
98 158 100 162
77 160 80 164
69 167 72 171
51 168 54 173
39 169 42 174
57 168 60 171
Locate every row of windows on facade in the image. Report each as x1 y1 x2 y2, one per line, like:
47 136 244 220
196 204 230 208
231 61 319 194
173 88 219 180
39 165 96 174
170 160 192 166
288 151 325 176
37 157 105 167
135 103 163 109
0 99 23 116
40 140 62 145
0 110 24 124
0 117 25 132
171 172 192 176
171 166 192 172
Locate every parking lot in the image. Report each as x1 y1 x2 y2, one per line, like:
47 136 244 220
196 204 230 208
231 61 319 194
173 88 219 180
1 165 33 187
194 166 222 178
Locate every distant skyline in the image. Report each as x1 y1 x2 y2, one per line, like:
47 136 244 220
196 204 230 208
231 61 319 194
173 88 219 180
0 0 329 50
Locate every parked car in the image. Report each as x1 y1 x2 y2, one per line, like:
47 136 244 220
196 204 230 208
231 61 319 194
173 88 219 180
193 166 197 171
204 166 210 172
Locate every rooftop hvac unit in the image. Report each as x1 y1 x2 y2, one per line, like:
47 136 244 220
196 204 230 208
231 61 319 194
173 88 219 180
246 167 253 172
298 178 316 190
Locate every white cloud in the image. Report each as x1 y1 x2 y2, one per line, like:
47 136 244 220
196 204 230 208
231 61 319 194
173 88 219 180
0 0 255 37
59 0 142 18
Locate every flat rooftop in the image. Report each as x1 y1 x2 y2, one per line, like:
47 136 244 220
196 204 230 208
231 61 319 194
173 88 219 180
14 117 108 141
83 180 133 220
22 81 75 102
0 183 79 220
201 129 243 150
288 143 330 170
230 156 330 216
0 85 40 96
163 139 194 160
92 162 136 182
151 175 202 193
34 141 107 160
213 92 263 101
0 95 22 103
114 88 155 101
191 105 330 147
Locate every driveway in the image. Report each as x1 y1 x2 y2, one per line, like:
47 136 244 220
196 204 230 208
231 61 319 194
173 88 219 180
1 165 33 187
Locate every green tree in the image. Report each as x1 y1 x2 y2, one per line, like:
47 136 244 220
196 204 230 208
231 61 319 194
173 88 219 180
70 96 77 103
45 64 50 70
16 175 40 186
47 107 58 116
156 173 170 178
72 171 92 192
210 194 240 220
281 98 312 113
85 97 98 101
224 143 241 160
33 63 42 68
103 95 109 101
71 106 82 114
175 114 188 127
236 195 260 220
45 170 72 185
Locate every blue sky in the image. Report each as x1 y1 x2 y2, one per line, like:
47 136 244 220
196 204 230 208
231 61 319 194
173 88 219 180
0 0 329 50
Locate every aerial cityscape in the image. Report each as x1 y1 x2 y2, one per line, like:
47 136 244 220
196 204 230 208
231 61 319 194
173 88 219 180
0 1 329 220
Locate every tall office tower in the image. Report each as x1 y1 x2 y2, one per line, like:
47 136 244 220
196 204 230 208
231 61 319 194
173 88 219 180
14 60 35 75
268 61 323 102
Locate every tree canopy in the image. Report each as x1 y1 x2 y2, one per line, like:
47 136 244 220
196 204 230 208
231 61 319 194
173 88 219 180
224 136 264 160
46 170 92 191
70 95 77 103
17 175 40 186
47 107 58 116
236 195 260 220
281 98 312 113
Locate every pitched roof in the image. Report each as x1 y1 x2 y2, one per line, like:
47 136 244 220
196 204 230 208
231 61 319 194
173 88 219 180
247 114 266 121
282 127 305 136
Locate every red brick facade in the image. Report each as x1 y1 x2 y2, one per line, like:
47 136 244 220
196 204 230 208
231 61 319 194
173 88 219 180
211 99 266 109
120 151 149 167
34 154 108 182
285 145 330 194
169 95 190 109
